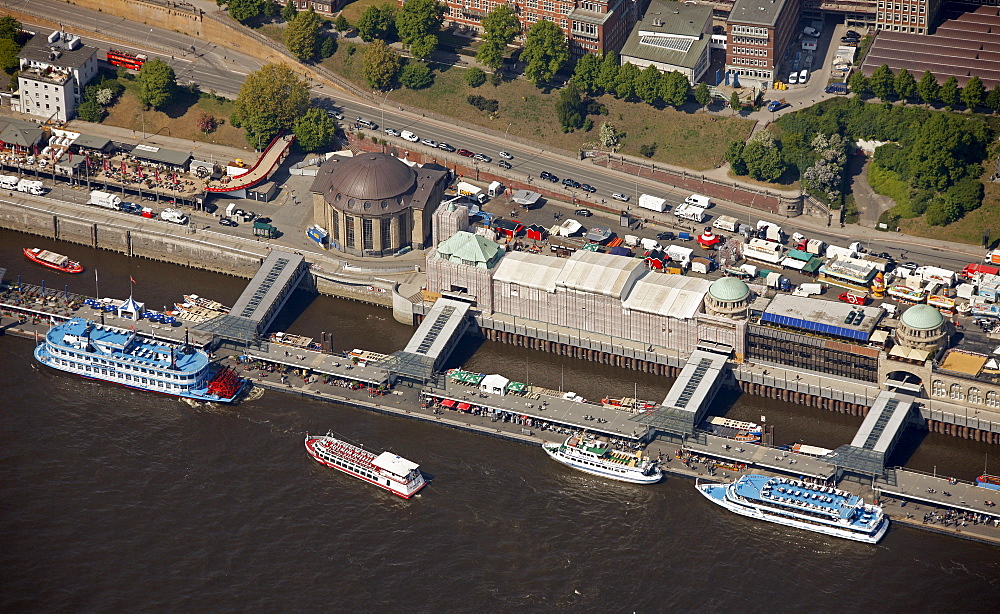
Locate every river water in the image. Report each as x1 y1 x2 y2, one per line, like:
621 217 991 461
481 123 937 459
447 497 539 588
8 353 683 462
2 230 998 611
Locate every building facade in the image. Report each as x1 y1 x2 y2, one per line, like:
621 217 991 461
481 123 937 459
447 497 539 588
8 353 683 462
874 0 941 34
16 32 98 123
724 0 801 89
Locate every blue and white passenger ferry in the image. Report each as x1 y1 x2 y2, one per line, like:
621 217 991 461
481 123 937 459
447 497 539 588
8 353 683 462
34 317 245 403
696 474 889 543
542 434 662 484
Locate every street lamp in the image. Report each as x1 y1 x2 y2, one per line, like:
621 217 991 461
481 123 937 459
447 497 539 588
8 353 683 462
381 88 394 130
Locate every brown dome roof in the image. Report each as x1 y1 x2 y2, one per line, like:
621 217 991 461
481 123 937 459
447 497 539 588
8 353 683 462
322 153 416 201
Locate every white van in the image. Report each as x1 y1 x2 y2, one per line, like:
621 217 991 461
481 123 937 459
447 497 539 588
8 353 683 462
400 130 418 142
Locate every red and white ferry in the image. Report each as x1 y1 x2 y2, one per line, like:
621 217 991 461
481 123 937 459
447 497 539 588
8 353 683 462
23 247 84 273
304 432 427 498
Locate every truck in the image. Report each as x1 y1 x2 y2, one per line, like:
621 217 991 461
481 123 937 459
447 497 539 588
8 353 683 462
766 271 792 292
666 245 694 267
755 220 783 242
160 208 188 225
684 194 711 208
825 244 857 260
914 265 957 287
638 194 668 213
673 203 706 223
743 238 785 264
796 282 824 296
962 263 1000 279
253 221 277 238
16 179 46 195
456 181 487 204
0 175 19 190
712 215 739 232
986 249 1000 265
87 190 122 210
487 181 504 198
806 239 827 255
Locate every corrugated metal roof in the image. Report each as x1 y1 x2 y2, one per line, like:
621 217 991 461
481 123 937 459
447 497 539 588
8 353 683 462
436 231 502 268
493 251 564 292
622 274 711 319
557 250 644 298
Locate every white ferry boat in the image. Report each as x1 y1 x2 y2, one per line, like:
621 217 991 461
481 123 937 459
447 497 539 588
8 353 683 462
34 317 245 403
696 474 889 543
706 416 763 443
542 434 662 484
304 432 427 498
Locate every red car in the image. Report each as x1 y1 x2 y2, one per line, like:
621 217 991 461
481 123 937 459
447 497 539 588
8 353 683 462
457 148 474 157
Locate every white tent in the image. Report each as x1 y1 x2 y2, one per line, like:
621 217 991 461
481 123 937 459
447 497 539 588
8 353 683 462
117 296 145 320
480 373 510 396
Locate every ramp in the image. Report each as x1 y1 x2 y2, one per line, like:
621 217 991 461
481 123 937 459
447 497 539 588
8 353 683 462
194 250 308 343
823 391 914 475
205 132 295 194
630 349 729 436
375 298 471 383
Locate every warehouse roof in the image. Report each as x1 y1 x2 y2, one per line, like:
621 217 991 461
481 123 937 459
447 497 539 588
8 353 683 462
557 250 644 298
623 274 711 319
760 294 884 342
493 251 564 292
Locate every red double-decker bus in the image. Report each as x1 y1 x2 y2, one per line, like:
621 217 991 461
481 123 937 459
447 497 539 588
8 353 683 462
106 49 147 71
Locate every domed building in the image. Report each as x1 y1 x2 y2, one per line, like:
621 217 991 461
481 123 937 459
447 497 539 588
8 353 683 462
704 276 753 318
895 304 950 351
310 153 449 257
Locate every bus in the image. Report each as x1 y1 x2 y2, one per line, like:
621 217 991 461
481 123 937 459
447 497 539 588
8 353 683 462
106 49 147 71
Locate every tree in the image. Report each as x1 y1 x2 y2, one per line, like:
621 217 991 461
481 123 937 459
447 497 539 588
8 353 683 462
228 0 268 23
924 198 962 226
318 36 337 59
476 41 505 72
847 70 868 97
555 82 585 131
136 58 176 110
659 71 689 108
916 70 938 105
939 76 960 107
729 91 740 115
614 62 639 100
596 51 619 94
76 99 104 123
598 122 619 150
635 64 660 105
521 20 569 85
233 63 310 147
962 76 985 110
285 7 321 61
894 68 916 101
395 0 445 60
334 15 350 32
986 85 1000 113
743 139 784 182
570 53 600 95
465 66 486 87
362 40 401 90
198 112 217 134
725 140 747 175
869 64 895 101
0 38 19 75
0 15 21 41
693 82 711 108
281 0 297 22
400 61 434 89
293 107 338 152
357 4 396 42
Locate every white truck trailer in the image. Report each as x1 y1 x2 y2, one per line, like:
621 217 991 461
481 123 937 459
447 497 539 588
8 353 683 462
457 181 488 204
712 215 739 232
87 190 122 210
743 238 785 264
638 194 668 213
755 220 783 242
685 194 711 208
674 203 706 222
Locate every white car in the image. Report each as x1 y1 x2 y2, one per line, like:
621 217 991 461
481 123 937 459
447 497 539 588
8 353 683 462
421 138 438 148
401 130 419 142
499 151 513 159
803 26 820 37
384 128 400 137
788 72 798 85
612 193 630 202
799 69 808 83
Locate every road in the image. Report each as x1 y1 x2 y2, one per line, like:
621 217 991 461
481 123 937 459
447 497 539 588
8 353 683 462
16 0 985 272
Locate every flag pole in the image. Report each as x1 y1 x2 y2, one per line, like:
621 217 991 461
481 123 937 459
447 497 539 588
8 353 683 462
94 268 99 300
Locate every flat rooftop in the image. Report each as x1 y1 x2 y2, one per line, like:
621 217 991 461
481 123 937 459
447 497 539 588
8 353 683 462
728 0 790 27
760 294 883 342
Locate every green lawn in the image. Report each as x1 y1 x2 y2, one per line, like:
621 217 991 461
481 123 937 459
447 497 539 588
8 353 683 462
322 42 753 170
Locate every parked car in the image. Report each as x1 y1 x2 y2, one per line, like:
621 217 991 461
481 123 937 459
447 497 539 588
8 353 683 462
656 231 675 241
845 30 861 38
497 160 512 169
575 208 593 217
900 261 919 271
612 192 630 202
540 171 559 182
327 110 344 120
421 138 438 148
841 36 860 44
767 99 789 112
384 128 400 137
824 83 848 94
803 26 820 37
788 72 798 85
401 130 419 142
799 69 808 83
357 117 378 130
457 148 474 157
579 183 597 193
438 142 456 152
562 178 580 188
473 153 492 163
220 218 237 227
499 151 513 159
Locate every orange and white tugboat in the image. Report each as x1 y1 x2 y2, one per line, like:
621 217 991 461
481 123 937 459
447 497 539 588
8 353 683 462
23 247 84 273
305 432 427 498
600 396 657 412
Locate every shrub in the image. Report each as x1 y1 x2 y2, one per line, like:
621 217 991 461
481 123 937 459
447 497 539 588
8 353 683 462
639 143 657 158
467 94 499 113
465 67 486 88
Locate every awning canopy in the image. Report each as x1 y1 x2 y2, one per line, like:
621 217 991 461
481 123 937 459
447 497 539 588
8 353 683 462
441 398 456 407
457 402 471 411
